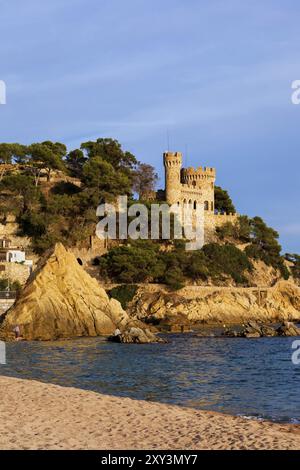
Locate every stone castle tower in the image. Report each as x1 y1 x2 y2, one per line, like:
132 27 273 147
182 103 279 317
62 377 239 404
163 151 216 212
163 151 183 205
163 151 237 241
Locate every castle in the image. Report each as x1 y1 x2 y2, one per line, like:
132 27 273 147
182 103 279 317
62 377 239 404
163 151 238 240
164 151 215 211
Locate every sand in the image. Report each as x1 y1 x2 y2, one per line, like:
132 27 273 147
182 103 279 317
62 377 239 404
0 375 299 450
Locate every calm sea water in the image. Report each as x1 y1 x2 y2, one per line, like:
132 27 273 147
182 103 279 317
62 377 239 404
1 334 300 423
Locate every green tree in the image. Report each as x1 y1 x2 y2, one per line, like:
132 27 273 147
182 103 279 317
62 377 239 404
202 243 253 284
99 241 165 283
65 149 87 177
0 143 28 180
27 142 66 184
214 186 236 213
133 163 158 199
245 217 289 279
82 156 132 203
81 138 137 170
108 285 138 309
285 253 300 279
216 215 251 242
0 174 41 213
0 143 28 164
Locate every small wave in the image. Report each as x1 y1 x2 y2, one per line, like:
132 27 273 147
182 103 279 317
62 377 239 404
238 414 300 424
238 414 265 422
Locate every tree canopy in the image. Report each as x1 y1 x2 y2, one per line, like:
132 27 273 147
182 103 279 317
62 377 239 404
214 186 236 213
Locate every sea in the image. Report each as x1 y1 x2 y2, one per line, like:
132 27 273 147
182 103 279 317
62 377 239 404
1 333 300 423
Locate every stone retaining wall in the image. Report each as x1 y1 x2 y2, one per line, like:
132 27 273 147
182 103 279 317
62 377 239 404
0 298 15 316
0 263 31 285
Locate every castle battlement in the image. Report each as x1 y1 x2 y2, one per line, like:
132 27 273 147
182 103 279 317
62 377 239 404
181 167 215 183
163 151 182 167
214 211 237 217
181 166 215 175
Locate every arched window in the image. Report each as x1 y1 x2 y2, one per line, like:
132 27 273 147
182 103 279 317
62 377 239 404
193 201 197 210
188 199 192 207
204 201 209 211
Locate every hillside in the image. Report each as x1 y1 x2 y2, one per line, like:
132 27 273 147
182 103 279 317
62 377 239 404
0 138 299 296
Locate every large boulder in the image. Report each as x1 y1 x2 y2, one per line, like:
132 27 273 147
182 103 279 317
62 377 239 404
276 321 300 337
223 321 300 338
0 243 132 341
108 327 165 344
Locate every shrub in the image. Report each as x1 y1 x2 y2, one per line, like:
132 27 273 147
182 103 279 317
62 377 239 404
214 186 236 213
245 217 289 279
108 284 138 309
285 254 300 279
99 240 165 283
202 243 253 284
0 278 22 292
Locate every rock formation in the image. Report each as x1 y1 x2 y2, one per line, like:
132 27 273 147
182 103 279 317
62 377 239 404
276 321 300 337
108 327 165 344
223 321 300 338
128 281 300 326
0 243 139 341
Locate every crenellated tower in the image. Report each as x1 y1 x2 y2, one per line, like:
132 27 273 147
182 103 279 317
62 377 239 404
163 151 182 205
162 150 237 243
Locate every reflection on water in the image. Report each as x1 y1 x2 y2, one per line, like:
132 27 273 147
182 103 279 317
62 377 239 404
1 334 300 423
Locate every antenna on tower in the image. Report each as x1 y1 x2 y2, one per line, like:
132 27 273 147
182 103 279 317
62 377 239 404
185 143 188 168
166 129 170 151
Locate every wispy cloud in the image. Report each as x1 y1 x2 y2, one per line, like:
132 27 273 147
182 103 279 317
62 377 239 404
1 0 300 251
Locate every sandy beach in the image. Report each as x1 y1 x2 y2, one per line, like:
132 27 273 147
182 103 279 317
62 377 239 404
0 376 299 450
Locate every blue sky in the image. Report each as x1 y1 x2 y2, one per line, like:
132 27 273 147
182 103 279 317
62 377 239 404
1 0 300 252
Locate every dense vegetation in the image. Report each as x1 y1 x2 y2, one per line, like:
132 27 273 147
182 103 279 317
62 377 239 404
0 138 293 289
217 216 289 279
214 186 236 213
99 213 290 289
99 239 253 290
108 285 138 309
0 278 21 292
0 139 157 253
285 254 300 280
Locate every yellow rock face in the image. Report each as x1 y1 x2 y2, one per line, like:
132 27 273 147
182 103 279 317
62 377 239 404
1 243 129 340
130 281 300 325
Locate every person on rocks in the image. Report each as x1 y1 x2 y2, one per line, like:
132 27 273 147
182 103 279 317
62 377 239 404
13 325 22 341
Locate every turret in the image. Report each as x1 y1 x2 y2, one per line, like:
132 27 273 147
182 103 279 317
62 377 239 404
163 151 182 205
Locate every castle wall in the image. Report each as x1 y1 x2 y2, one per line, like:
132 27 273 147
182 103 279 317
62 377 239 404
0 262 31 285
0 215 31 249
0 298 15 316
181 182 214 212
204 212 238 243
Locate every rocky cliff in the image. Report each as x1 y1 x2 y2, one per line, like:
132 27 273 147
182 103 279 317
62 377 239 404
0 243 133 341
128 281 300 327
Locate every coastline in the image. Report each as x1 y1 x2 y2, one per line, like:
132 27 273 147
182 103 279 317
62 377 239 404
0 376 299 450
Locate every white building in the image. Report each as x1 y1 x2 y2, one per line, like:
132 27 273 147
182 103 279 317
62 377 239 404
7 250 33 266
0 238 33 267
